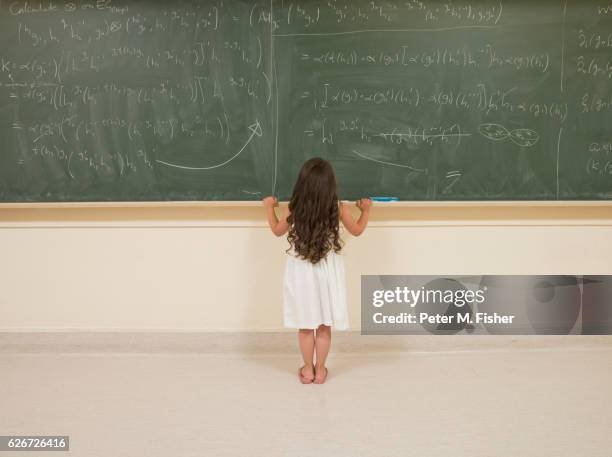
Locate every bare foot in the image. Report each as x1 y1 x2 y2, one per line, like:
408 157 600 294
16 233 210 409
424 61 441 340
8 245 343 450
313 365 328 384
298 365 315 384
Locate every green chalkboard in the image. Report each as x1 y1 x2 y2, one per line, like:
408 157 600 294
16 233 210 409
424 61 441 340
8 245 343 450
1 0 611 202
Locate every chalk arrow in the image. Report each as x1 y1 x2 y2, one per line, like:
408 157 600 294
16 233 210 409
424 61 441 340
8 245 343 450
248 119 263 137
156 119 263 170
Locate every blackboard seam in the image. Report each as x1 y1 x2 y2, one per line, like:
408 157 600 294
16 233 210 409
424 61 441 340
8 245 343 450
273 41 279 195
560 0 568 93
271 0 278 196
557 127 564 199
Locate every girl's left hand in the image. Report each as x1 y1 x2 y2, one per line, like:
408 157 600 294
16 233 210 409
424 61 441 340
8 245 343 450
262 196 278 208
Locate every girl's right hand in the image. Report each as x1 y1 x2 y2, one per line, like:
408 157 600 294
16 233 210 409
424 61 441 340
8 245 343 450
356 198 372 211
262 196 278 208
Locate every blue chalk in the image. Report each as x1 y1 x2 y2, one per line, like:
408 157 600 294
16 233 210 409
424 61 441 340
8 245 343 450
370 197 399 202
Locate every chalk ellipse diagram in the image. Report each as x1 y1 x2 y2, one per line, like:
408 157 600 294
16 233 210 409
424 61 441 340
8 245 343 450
478 123 540 148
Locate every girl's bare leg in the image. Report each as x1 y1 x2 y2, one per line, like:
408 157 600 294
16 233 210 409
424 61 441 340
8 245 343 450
314 324 331 383
298 329 315 382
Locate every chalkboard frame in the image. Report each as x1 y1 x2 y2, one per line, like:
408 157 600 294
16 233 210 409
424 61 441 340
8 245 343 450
2 0 612 203
1 201 612 208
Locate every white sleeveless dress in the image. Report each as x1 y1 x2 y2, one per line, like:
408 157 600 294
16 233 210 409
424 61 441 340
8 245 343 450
283 249 349 330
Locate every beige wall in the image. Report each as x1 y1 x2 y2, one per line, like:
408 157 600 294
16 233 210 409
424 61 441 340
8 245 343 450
1 204 611 331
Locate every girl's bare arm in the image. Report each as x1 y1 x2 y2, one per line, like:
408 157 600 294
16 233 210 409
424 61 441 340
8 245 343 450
340 199 372 236
263 196 290 236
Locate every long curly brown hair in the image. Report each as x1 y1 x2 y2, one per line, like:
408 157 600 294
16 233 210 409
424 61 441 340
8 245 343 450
287 158 342 264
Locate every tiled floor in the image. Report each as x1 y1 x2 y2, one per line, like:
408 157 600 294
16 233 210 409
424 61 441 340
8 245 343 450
1 334 611 457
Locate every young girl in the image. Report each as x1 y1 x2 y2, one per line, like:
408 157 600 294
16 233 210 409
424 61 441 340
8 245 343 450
262 157 371 384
